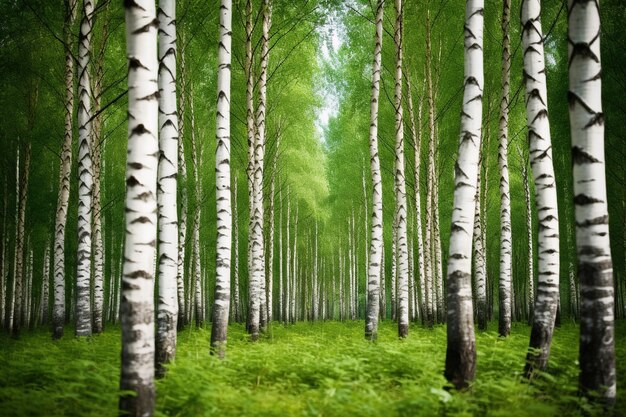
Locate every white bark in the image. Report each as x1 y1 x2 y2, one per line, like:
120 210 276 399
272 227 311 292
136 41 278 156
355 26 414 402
567 0 615 403
176 42 188 327
521 0 560 375
267 135 279 323
120 1 158 413
424 12 436 326
53 0 78 339
156 0 179 371
364 0 384 340
444 0 482 390
406 73 425 324
232 179 241 323
75 0 95 337
13 143 31 336
393 0 409 337
8 149 20 332
41 245 50 324
211 0 233 357
473 158 487 331
497 0 513 336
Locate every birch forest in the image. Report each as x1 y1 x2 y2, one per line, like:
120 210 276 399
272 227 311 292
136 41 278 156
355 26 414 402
0 0 625 416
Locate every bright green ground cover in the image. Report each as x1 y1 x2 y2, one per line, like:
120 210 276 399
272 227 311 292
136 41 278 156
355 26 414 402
0 320 624 416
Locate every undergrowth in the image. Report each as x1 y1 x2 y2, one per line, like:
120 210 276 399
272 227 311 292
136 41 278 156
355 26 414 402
0 320 623 416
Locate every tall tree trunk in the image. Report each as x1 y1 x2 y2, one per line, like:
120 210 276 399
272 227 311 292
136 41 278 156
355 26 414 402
473 156 487 331
390 216 397 322
156 0 179 373
119 1 158 413
406 72 425 325
8 150 20 333
13 142 31 337
517 145 534 321
245 0 260 338
285 190 290 324
0 181 6 329
232 179 241 323
278 185 283 323
267 136 279 323
90 1 109 335
424 11 436 327
497 0 513 336
291 205 298 323
176 37 188 328
189 81 203 328
253 0 272 333
433 166 444 323
392 0 409 338
567 0 615 404
41 245 50 324
75 0 95 338
444 0 483 390
521 0 560 376
53 0 78 340
91 77 104 335
366 0 385 332
211 0 233 357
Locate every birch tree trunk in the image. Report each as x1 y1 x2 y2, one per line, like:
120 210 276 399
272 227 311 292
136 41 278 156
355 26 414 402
92 97 104 334
390 217 397 322
119 1 159 413
406 73 425 325
521 0 560 376
253 0 272 333
0 183 6 329
497 0 513 337
267 136 279 323
176 39 188 328
232 179 241 323
424 11 436 327
156 0 179 373
392 0 409 338
75 0 95 338
473 158 487 331
365 0 383 337
245 0 260 338
8 150 20 333
444 0 483 390
53 0 78 340
285 191 290 324
189 82 203 327
568 0 616 404
518 145 534 320
211 0 233 358
13 142 31 337
41 246 50 324
278 186 283 323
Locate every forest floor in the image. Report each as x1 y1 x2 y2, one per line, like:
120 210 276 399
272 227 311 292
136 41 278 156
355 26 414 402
0 320 624 417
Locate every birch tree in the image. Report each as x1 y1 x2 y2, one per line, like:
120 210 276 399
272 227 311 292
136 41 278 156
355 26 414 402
119 0 159 413
521 0 560 376
568 0 616 404
444 0 483 390
53 0 78 340
211 0 233 358
498 0 513 337
393 0 409 338
252 0 272 333
156 0 179 373
13 142 31 337
75 0 95 337
365 0 384 339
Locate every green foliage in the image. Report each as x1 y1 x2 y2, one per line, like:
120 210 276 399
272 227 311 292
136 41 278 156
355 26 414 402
0 321 624 416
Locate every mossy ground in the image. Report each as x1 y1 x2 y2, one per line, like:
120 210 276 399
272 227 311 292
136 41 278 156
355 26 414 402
0 320 624 416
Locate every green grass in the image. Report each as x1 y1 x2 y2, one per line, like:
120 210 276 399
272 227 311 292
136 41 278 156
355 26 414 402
0 320 624 416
